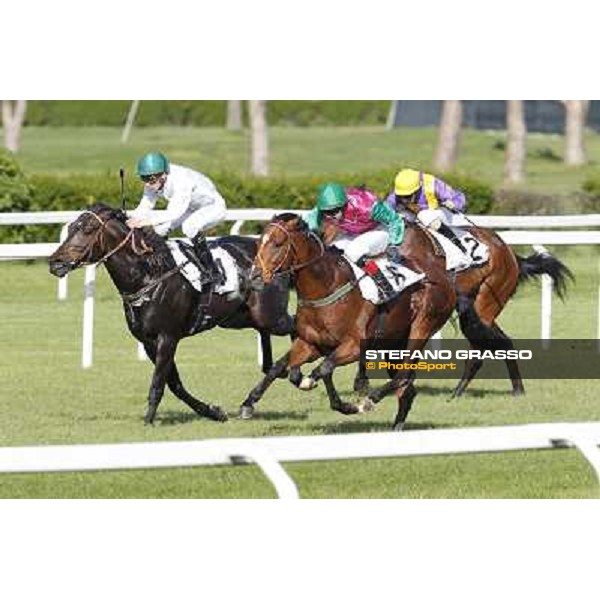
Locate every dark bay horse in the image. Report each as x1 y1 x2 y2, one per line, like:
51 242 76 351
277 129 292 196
240 214 455 430
48 203 294 425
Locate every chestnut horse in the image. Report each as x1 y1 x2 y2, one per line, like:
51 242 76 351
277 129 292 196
240 214 455 430
448 226 571 396
385 211 573 397
48 203 295 425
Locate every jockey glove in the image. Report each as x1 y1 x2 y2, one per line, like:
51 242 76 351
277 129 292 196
387 245 402 263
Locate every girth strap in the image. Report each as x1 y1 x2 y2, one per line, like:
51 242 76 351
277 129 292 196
298 280 357 308
121 265 182 306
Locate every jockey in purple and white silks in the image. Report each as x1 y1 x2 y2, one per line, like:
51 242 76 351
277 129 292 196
387 168 468 253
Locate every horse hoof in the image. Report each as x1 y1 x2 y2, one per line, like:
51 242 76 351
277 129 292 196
392 420 405 432
357 397 376 413
239 405 254 420
353 381 370 395
299 376 318 391
338 403 359 415
211 406 228 422
451 388 463 400
512 388 525 397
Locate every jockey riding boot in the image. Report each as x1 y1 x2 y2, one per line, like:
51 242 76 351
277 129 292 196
192 232 224 286
438 223 468 254
357 256 396 302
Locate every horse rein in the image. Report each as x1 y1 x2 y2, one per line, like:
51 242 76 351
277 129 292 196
73 210 152 268
256 221 326 279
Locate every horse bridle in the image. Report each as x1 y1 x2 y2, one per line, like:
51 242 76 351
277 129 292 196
70 210 152 268
255 221 326 279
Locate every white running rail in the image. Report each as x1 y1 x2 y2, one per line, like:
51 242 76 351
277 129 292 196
0 422 599 498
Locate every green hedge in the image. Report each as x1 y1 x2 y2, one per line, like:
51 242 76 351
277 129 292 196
24 101 390 127
0 166 494 242
582 172 600 198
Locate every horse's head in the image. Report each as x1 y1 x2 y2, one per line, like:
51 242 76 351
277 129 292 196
48 203 130 278
251 213 320 285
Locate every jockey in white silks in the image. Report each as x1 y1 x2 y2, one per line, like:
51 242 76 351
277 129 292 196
126 151 227 285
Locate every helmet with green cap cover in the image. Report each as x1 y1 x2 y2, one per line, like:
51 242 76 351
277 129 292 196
137 152 170 177
316 182 347 211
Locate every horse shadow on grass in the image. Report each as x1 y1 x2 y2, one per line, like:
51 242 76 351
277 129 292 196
309 420 442 435
241 410 310 422
153 409 311 426
153 411 207 425
416 384 522 399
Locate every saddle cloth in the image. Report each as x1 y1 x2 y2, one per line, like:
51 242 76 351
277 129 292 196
167 240 242 297
344 255 425 305
431 227 489 272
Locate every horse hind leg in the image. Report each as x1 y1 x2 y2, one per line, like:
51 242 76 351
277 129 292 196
453 293 497 398
494 323 525 396
455 291 524 397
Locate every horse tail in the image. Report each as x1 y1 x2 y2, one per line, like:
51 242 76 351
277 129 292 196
516 250 574 301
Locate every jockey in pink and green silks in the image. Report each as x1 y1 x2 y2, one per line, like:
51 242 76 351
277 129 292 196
303 182 405 301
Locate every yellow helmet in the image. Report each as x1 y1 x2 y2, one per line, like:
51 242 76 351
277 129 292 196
394 169 421 196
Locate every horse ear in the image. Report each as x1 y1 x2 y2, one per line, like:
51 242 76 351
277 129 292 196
296 216 308 231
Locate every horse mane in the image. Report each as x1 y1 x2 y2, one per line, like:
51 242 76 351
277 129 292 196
271 212 308 230
89 202 176 275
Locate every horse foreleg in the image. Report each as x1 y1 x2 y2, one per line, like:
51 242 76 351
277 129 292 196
143 335 178 425
239 352 291 419
392 383 417 431
239 338 321 419
452 351 484 398
258 330 274 374
353 355 371 395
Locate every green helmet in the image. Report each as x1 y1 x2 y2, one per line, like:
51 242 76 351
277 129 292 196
137 152 170 177
316 182 346 211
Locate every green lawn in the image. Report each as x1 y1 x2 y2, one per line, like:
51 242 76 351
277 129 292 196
1 246 599 498
10 125 600 194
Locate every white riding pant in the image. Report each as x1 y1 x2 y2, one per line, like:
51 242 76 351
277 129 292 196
331 228 390 263
417 207 471 229
154 202 227 238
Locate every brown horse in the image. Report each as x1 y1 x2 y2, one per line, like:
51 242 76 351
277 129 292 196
423 217 571 397
240 214 455 430
355 211 573 398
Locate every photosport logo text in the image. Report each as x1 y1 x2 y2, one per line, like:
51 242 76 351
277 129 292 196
359 340 599 380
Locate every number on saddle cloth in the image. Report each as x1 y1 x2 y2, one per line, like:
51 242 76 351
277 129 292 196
458 233 484 262
384 262 406 287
